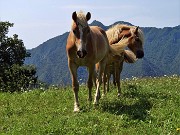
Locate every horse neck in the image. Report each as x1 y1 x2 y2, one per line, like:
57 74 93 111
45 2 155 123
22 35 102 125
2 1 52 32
70 31 76 43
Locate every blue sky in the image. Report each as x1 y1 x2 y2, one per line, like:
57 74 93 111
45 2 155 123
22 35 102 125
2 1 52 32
1 0 180 49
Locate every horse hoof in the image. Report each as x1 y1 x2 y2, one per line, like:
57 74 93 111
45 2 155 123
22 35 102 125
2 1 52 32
93 101 99 106
117 93 121 97
74 106 80 112
102 93 105 98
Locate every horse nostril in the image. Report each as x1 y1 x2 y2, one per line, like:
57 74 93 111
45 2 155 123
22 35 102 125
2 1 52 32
77 51 83 58
82 50 87 57
77 50 87 58
136 50 144 58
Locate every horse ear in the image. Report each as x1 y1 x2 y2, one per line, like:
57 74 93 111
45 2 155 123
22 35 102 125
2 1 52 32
72 11 77 21
86 12 91 21
135 26 139 34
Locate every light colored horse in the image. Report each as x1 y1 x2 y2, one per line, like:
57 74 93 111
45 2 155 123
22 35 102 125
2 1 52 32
66 11 132 112
104 24 145 96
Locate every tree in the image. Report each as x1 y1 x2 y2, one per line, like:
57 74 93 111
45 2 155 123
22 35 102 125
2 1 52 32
0 21 37 92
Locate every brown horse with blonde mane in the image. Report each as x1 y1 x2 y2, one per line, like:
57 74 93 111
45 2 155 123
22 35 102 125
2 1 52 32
66 11 134 112
104 24 144 96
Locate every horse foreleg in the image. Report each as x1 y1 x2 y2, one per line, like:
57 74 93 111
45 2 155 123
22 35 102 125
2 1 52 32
116 61 123 97
106 67 111 93
102 72 106 97
112 69 116 86
102 65 107 96
68 62 79 112
87 65 95 102
103 65 110 94
94 60 106 105
93 70 97 88
94 77 102 105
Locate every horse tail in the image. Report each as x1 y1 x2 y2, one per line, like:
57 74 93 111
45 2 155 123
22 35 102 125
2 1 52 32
109 38 129 56
124 50 137 63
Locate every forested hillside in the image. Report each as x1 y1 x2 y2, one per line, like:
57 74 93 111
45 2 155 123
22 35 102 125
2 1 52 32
25 21 180 85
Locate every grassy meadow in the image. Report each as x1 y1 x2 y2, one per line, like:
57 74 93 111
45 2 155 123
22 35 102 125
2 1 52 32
0 76 180 135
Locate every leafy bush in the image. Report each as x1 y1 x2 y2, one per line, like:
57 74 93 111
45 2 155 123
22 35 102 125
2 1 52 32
0 65 37 92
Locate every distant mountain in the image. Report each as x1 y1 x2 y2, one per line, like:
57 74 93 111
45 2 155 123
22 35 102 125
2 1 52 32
90 20 133 30
25 21 180 85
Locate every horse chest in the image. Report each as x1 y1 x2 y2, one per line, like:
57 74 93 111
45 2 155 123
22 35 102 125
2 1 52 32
69 56 90 66
75 58 89 66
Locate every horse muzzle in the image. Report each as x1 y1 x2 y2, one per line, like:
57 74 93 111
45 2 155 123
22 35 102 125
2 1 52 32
77 49 87 58
136 50 144 58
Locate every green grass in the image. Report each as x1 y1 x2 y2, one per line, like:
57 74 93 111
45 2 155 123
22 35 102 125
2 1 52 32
0 76 180 135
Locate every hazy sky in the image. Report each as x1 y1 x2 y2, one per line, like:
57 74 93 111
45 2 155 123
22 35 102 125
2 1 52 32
1 0 180 49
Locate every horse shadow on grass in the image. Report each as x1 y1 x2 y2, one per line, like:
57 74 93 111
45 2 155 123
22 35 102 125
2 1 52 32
100 84 153 121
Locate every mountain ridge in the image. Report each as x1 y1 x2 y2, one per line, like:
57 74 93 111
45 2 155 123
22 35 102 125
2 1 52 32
25 20 180 85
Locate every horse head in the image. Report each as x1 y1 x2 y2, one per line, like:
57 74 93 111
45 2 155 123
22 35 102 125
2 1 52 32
71 11 91 58
128 26 144 59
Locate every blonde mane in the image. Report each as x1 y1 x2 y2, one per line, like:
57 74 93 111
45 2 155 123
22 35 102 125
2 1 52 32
109 37 132 56
106 24 144 46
